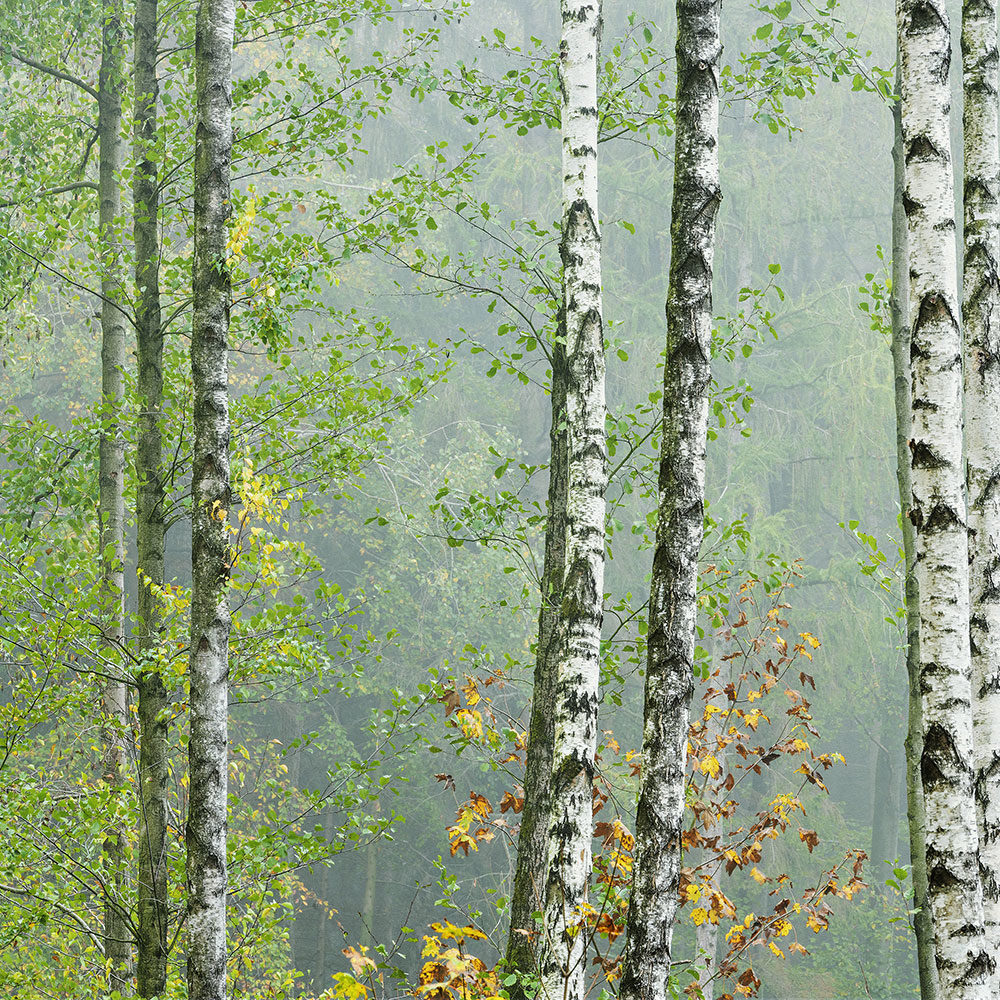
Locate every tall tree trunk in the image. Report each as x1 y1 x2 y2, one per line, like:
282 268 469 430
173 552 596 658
619 1 721 997
962 0 1000 988
871 713 899 869
187 1 235 997
134 0 169 993
504 336 567 987
898 0 990 994
98 0 131 991
537 3 606 999
361 836 377 950
316 806 335 977
890 60 938 1000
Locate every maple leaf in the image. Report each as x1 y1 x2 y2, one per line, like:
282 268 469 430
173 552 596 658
434 773 456 791
343 946 377 977
332 972 369 1000
460 675 481 707
438 684 461 716
469 791 492 818
500 790 524 814
798 828 819 853
700 755 722 777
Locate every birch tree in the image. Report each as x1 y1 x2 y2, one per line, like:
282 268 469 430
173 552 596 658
537 3 605 999
188 0 235 996
899 0 990 993
617 1 720 997
504 336 566 987
134 0 169 992
962 0 1000 984
889 59 938 1000
97 0 131 990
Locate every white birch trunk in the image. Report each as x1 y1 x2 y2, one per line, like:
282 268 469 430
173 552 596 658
899 0 990 993
97 0 131 989
962 0 1000 986
537 4 605 1000
188 1 235 998
891 59 939 1000
505 337 567 987
619 1 720 997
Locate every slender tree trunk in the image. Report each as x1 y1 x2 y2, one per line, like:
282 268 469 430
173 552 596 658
98 0 131 991
316 806 335 977
898 0 990 994
134 0 169 993
187 1 235 998
504 336 567 987
361 836 377 950
537 3 606 999
619 1 720 997
871 713 899 868
694 704 723 997
962 0 1000 988
890 61 938 1000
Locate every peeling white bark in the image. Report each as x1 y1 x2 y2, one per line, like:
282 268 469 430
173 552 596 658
505 339 567 986
187 1 235 998
891 59 938 1000
537 4 605 1000
899 0 990 993
619 1 720 998
962 0 1000 986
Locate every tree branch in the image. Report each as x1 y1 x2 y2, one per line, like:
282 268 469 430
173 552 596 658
0 180 97 209
1 46 98 100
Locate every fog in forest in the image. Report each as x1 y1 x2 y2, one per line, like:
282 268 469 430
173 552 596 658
0 0 960 997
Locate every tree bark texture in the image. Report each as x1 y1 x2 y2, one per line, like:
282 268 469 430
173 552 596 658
962 0 1000 986
619 2 720 998
187 1 235 998
890 64 938 1000
505 336 567 988
134 0 169 992
898 0 991 993
98 0 131 990
537 4 606 1000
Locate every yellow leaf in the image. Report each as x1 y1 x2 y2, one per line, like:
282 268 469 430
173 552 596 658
691 908 708 927
700 755 721 778
331 973 368 1000
750 867 767 885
